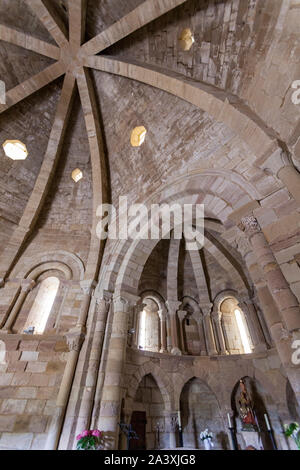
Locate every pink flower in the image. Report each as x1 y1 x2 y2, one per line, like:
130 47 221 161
92 430 102 437
76 433 83 440
82 430 91 437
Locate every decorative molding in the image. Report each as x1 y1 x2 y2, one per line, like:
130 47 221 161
80 279 97 296
165 300 182 314
240 215 261 234
65 328 85 351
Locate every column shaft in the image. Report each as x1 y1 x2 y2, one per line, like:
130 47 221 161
98 294 132 449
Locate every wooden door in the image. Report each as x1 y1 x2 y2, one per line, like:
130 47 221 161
129 411 147 450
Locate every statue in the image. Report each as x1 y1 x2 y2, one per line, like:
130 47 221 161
238 379 257 431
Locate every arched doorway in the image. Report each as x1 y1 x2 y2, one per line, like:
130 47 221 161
129 374 166 450
180 377 227 449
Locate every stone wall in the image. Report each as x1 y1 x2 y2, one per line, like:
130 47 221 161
124 346 295 450
0 333 67 450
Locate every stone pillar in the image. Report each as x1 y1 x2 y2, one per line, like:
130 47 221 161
202 304 218 355
45 280 96 450
165 300 182 355
212 311 228 355
240 216 300 332
46 329 85 450
98 293 138 449
72 291 112 445
166 315 172 352
253 295 273 347
240 216 300 404
239 299 267 353
1 279 36 333
195 316 207 355
132 303 141 349
91 297 114 429
158 309 167 353
177 310 187 354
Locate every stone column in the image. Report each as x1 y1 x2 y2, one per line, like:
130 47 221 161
212 311 228 355
1 279 36 333
239 299 267 353
165 300 182 355
195 316 207 355
158 309 167 353
202 304 218 355
45 280 96 450
240 216 300 404
132 303 141 349
166 315 172 352
240 216 300 332
72 291 112 445
91 297 114 429
98 293 138 449
46 329 85 450
177 310 187 354
253 295 273 347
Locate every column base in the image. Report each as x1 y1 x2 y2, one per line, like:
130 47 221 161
159 348 168 354
208 349 218 356
0 328 12 334
219 350 229 355
171 347 182 356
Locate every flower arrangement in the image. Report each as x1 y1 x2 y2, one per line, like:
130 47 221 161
200 429 213 441
200 429 214 449
284 422 300 450
76 429 103 450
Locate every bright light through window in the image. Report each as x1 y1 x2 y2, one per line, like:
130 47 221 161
3 140 28 160
138 309 146 349
234 308 251 354
23 277 59 334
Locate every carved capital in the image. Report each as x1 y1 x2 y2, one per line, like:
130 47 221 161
80 279 97 296
158 309 167 321
21 279 36 293
200 303 213 317
166 300 181 315
95 290 113 311
113 294 130 313
240 216 261 234
65 328 85 351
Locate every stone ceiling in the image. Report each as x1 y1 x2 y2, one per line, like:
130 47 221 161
0 0 299 279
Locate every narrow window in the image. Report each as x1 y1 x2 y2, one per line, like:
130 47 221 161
23 277 60 334
234 308 251 354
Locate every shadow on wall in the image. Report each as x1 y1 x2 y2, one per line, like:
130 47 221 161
180 377 228 450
